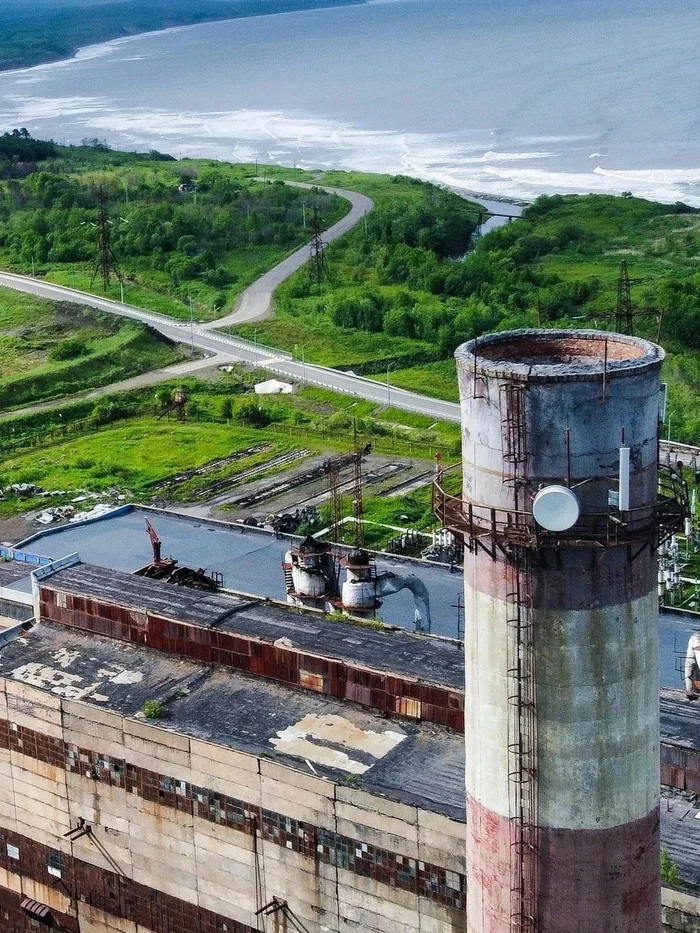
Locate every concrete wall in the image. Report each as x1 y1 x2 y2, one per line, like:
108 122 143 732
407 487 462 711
663 886 700 933
457 331 664 933
0 677 466 933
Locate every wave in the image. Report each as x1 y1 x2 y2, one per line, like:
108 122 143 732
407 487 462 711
3 96 700 206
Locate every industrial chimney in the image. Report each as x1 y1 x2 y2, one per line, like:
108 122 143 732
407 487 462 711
435 330 687 933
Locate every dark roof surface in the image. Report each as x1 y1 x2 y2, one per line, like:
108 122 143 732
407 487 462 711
0 621 465 820
661 789 700 887
2 619 700 866
661 688 700 749
43 563 465 690
0 560 39 587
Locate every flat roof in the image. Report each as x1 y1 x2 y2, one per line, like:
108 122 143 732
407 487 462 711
661 688 700 749
20 508 466 637
0 560 39 587
0 621 466 821
41 563 465 690
0 620 698 880
661 788 700 887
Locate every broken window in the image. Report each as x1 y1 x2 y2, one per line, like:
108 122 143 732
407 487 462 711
47 849 62 878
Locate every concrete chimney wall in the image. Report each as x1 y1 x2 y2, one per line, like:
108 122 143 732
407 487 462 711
456 330 665 933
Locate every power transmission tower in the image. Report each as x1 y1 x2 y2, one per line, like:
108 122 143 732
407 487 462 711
350 420 371 549
91 187 123 292
308 208 330 285
615 260 634 335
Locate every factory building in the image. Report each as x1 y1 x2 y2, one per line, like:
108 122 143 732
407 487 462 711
0 559 468 933
0 329 699 932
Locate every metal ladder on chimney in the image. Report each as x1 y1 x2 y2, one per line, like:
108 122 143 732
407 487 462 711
506 549 538 933
501 381 539 933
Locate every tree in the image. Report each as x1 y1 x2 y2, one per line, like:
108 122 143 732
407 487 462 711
220 398 233 420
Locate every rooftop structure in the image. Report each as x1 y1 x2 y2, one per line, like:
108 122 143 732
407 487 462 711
19 507 465 636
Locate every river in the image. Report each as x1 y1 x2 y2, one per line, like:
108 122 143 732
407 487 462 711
0 0 698 204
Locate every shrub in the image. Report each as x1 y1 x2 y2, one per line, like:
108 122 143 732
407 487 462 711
235 397 270 427
661 849 681 886
142 699 166 719
49 337 88 361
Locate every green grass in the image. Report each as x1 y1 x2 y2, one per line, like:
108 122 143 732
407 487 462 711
0 285 183 410
0 151 350 323
229 311 433 370
0 371 460 517
371 360 460 403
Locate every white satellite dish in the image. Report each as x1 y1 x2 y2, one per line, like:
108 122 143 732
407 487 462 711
533 485 580 532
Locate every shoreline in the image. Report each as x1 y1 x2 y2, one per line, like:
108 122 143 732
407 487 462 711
0 0 369 76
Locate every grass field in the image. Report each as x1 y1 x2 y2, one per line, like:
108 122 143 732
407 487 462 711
0 372 461 518
0 285 183 410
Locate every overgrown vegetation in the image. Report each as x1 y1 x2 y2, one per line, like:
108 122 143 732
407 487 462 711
0 370 459 518
0 136 348 321
238 178 700 438
661 848 681 886
141 699 166 720
235 171 481 370
0 285 183 410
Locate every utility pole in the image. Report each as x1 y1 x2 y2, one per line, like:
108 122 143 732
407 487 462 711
351 418 365 549
616 260 634 335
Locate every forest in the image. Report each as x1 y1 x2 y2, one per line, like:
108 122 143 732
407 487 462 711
0 138 347 319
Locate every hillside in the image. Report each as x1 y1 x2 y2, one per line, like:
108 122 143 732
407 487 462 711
0 0 365 72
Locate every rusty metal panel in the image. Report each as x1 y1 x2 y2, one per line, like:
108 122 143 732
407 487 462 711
660 764 685 790
661 743 687 769
685 749 700 776
299 670 324 692
345 683 371 705
395 697 422 719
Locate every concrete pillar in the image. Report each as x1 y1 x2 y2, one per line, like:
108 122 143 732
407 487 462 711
456 330 666 933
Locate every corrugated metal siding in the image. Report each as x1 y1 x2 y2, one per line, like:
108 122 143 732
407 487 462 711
39 585 465 731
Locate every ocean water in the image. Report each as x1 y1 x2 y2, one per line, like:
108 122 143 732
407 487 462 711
0 0 699 204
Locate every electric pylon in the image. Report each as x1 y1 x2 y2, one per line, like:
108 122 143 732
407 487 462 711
308 208 330 284
91 187 123 292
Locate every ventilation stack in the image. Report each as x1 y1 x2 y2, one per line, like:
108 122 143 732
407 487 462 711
441 330 687 933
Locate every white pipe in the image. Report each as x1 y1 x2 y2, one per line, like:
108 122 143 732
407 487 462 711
619 446 630 512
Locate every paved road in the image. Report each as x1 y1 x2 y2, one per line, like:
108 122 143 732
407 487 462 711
204 182 374 329
0 182 461 423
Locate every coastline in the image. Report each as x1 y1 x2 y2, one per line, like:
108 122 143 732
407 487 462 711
0 0 369 75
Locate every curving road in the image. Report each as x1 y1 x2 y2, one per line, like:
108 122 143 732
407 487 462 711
204 181 374 329
0 182 461 423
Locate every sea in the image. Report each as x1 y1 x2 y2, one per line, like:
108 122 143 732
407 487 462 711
0 0 699 204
